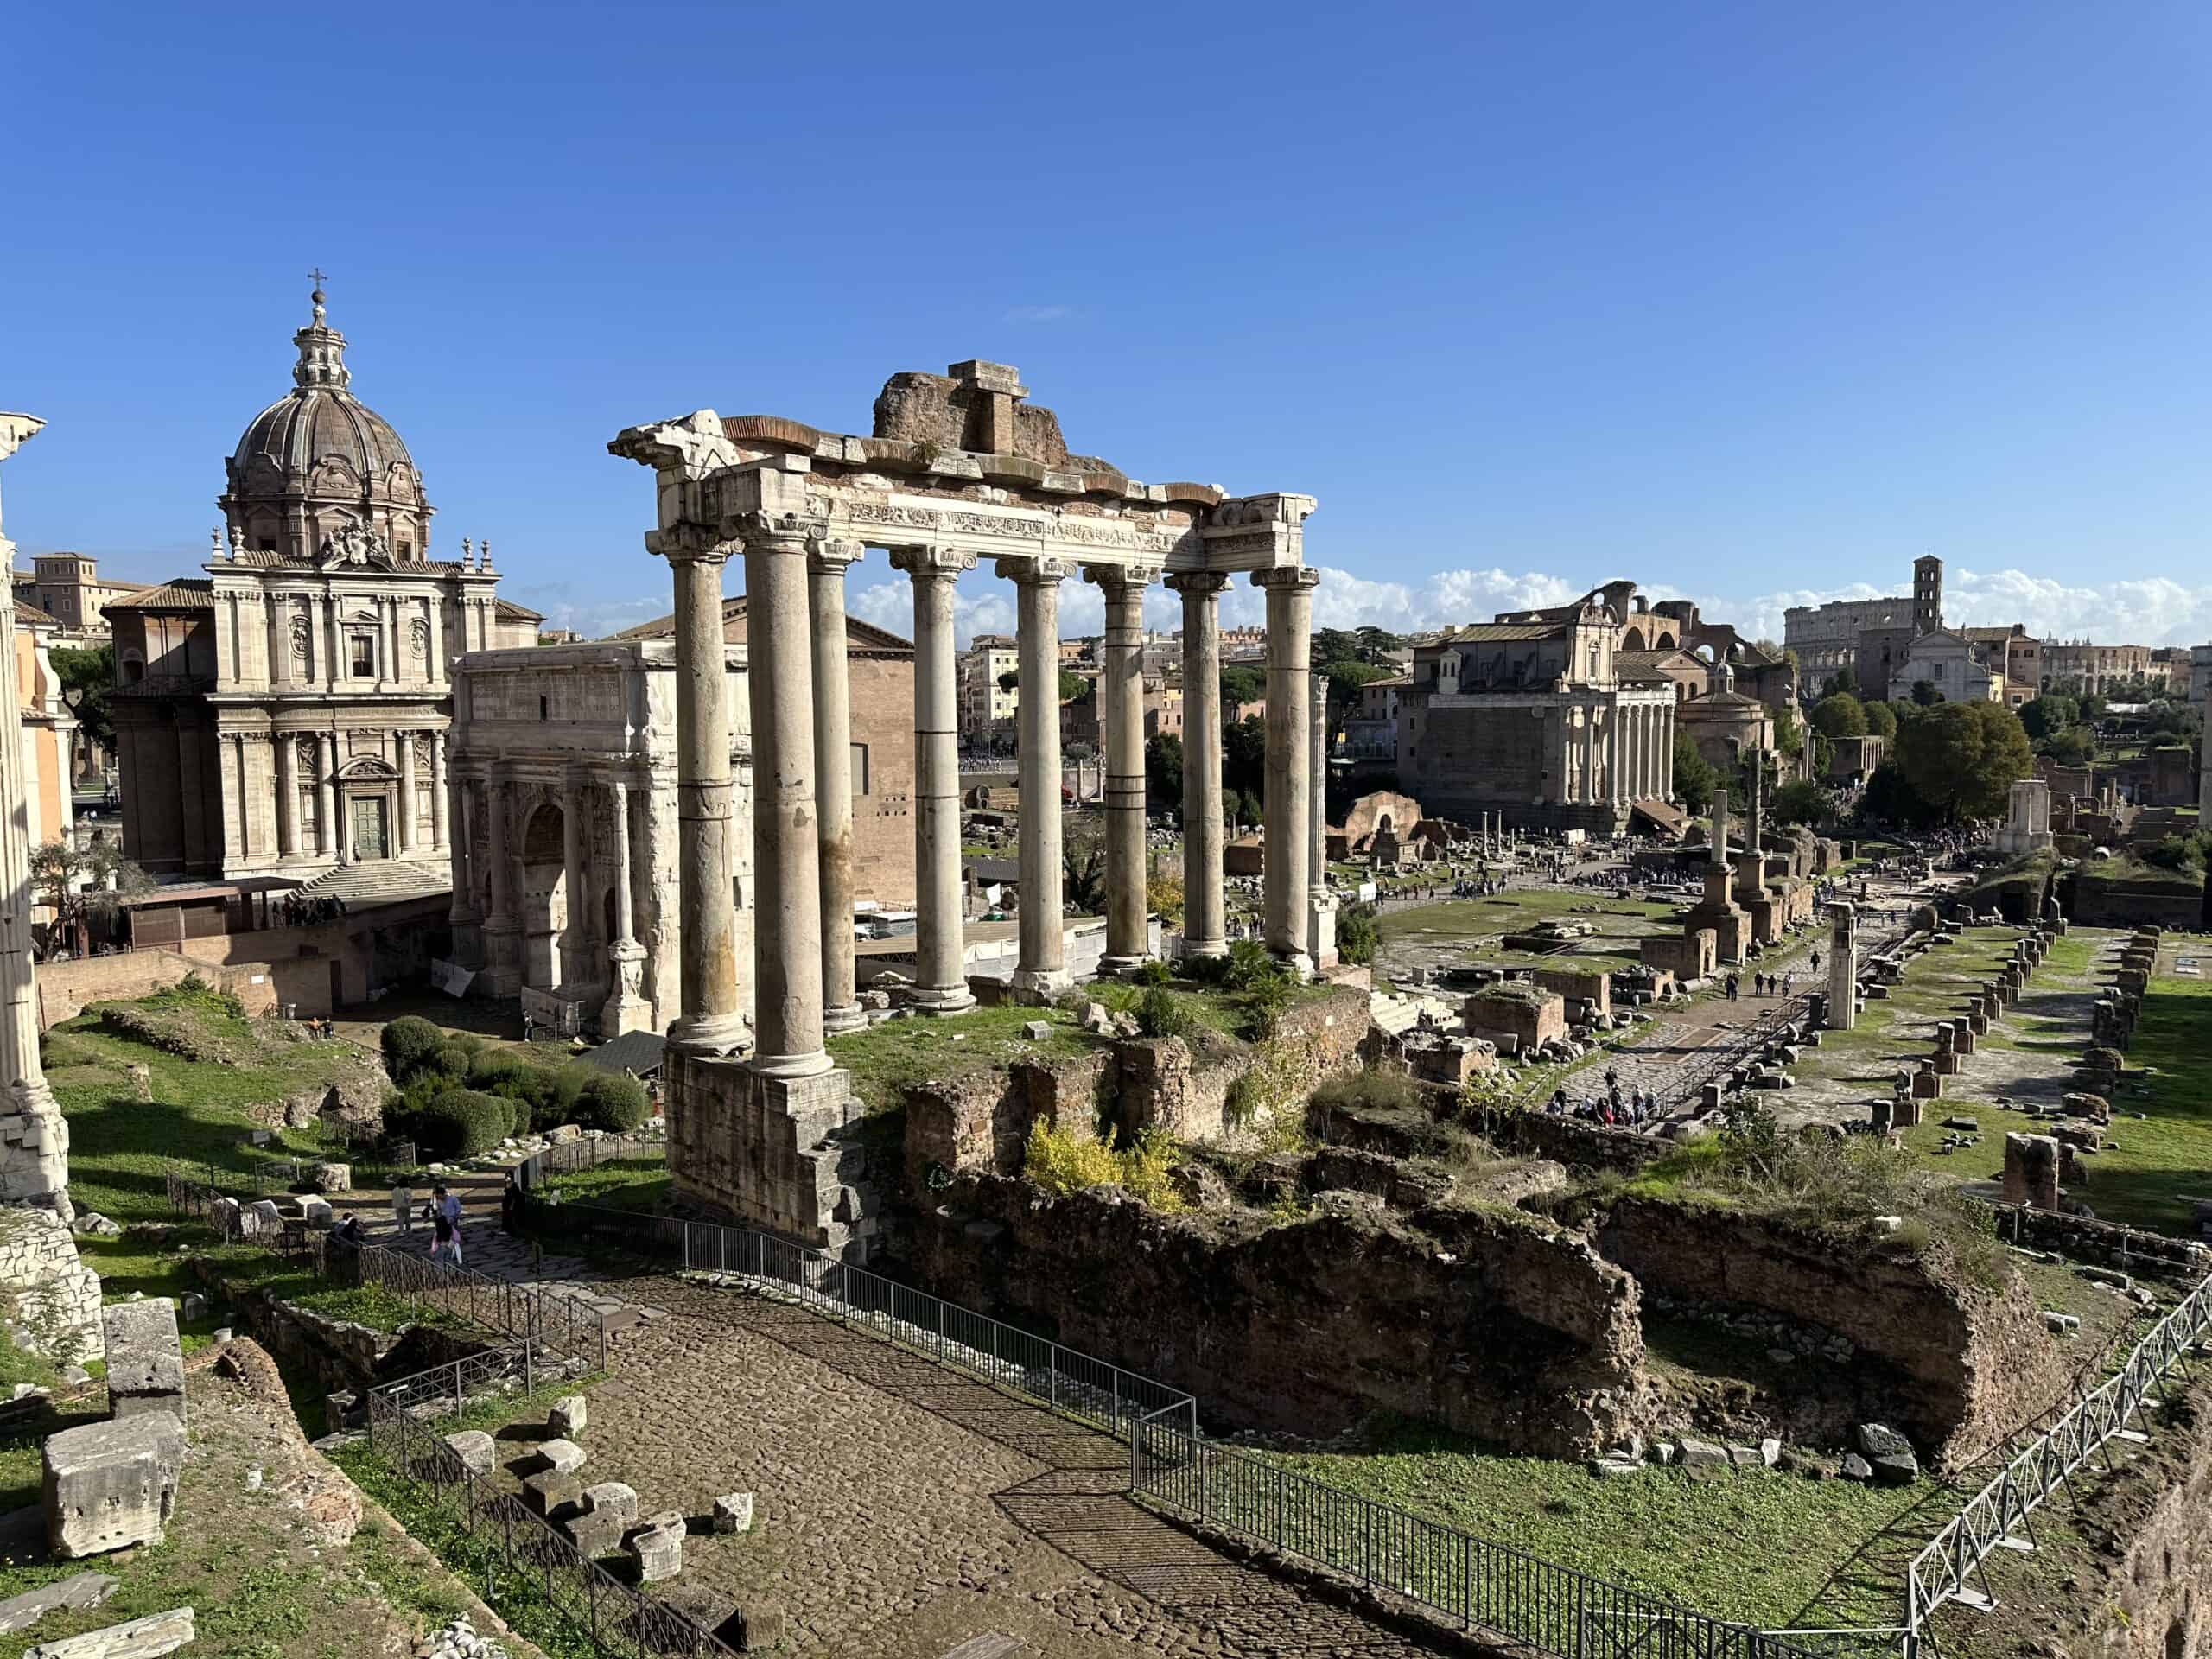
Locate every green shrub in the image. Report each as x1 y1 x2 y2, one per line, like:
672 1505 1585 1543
1135 987 1199 1040
1336 902 1380 967
575 1069 649 1133
415 1089 510 1159
1022 1118 1186 1213
1224 938 1283 992
1245 974 1295 1041
379 1015 446 1081
1132 959 1173 987
1311 1068 1422 1116
1183 951 1232 988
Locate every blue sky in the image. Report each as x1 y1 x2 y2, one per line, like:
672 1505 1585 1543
5 1 2211 647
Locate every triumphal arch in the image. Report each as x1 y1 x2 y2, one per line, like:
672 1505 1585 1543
610 361 1322 1257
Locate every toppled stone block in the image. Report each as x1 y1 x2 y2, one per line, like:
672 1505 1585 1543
1020 1021 1052 1041
547 1395 587 1438
521 1469 582 1520
442 1430 496 1478
299 1198 333 1227
0 1573 118 1635
627 1516 684 1583
177 1294 207 1324
100 1300 185 1426
243 1200 283 1237
564 1506 626 1560
710 1491 754 1535
313 1162 352 1194
24 1606 194 1659
582 1481 638 1523
43 1413 184 1559
1676 1437 1729 1468
535 1438 586 1475
1840 1453 1873 1481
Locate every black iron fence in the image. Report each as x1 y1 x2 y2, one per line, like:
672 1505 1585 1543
512 1133 665 1192
366 1351 735 1659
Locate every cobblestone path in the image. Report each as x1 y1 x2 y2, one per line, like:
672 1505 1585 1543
496 1273 1446 1657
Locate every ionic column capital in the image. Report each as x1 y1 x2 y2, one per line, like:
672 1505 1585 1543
1252 564 1321 594
995 555 1074 588
889 544 978 581
1083 561 1161 594
805 536 865 576
1165 570 1232 597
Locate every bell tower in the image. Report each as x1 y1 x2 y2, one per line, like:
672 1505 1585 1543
1913 555 1943 635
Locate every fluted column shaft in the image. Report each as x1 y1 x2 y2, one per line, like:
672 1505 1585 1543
1168 573 1229 957
808 540 866 1034
396 731 416 853
894 546 976 1014
1088 563 1158 971
746 524 833 1073
1004 557 1071 995
275 735 296 856
1257 566 1318 974
662 537 748 1054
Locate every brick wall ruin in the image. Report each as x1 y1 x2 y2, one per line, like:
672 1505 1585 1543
912 1173 1647 1458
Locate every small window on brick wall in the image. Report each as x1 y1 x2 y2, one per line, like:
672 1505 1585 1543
850 742 870 796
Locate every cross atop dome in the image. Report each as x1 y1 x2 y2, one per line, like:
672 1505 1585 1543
292 270 349 393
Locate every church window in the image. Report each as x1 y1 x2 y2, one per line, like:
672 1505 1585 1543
349 633 376 678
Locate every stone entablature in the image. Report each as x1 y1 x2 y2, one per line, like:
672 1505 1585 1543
612 363 1320 1257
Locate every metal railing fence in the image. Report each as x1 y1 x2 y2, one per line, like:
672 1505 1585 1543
680 1218 1195 1441
365 1353 734 1658
164 1163 608 1372
512 1133 666 1192
1903 1268 2212 1641
1130 1405 1836 1659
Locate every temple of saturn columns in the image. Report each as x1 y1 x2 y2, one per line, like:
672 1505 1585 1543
609 361 1324 1255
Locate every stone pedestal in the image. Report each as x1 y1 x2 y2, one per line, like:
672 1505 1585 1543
44 1414 182 1560
2003 1132 2062 1210
1826 903 1858 1031
662 1052 874 1261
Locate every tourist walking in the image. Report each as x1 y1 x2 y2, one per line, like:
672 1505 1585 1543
434 1184 465 1266
391 1182 414 1236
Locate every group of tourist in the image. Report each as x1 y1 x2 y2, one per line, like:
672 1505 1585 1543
277 892 351 927
1545 1071 1662 1128
1722 969 1800 1001
385 1179 468 1264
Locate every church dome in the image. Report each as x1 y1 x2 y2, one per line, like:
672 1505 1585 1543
219 282 434 561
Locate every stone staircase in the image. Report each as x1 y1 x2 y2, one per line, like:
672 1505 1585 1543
292 858 451 907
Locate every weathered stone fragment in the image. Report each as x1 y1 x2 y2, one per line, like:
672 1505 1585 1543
0 1573 117 1634
442 1430 496 1478
582 1481 637 1523
627 1515 683 1583
42 1414 183 1559
101 1300 185 1426
536 1437 585 1475
547 1395 587 1438
710 1491 754 1534
24 1607 194 1659
521 1469 582 1520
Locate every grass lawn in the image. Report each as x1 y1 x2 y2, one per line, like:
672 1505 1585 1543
538 1154 671 1212
43 1001 378 1228
2046 966 2212 1233
1259 1415 1943 1631
1785 927 2023 1091
1378 891 1682 977
826 1002 1101 1116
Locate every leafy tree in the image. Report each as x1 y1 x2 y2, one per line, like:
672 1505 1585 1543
997 669 1020 694
2145 833 2212 874
1222 715 1267 801
2040 725 2095 766
1218 664 1266 709
1310 626 1403 671
1672 733 1716 814
1318 658 1391 721
2019 694 2078 743
1860 760 1940 830
31 839 152 957
1910 680 1943 707
1863 701 1898 741
48 645 115 749
1893 701 2033 823
1820 666 1859 697
1059 671 1091 703
1144 734 1184 815
1770 779 1830 829
1809 691 1868 739
1062 817 1106 912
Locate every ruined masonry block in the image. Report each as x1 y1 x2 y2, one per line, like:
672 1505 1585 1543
522 1469 582 1519
582 1481 637 1523
442 1430 496 1478
313 1162 352 1193
564 1506 626 1560
100 1300 184 1426
547 1395 587 1438
2004 1133 2062 1211
42 1413 183 1560
711 1491 754 1534
628 1516 684 1583
0 1571 118 1635
537 1438 586 1475
22 1606 194 1659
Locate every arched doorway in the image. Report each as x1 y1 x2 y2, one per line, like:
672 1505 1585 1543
518 803 567 991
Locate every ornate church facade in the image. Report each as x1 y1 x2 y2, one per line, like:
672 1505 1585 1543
108 284 538 879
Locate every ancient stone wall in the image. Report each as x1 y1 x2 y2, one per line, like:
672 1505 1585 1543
35 950 280 1030
911 1174 1646 1457
1461 1108 1670 1175
2070 876 2206 929
1596 1197 2071 1471
0 1205 102 1364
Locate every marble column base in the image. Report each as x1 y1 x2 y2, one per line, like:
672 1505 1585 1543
1097 955 1148 978
823 1001 868 1035
1008 968 1070 1003
749 1046 836 1080
911 984 977 1016
1269 948 1316 982
667 1011 753 1058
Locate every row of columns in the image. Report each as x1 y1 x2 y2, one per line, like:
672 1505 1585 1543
263 728 448 860
659 527 1320 1078
1557 699 1674 805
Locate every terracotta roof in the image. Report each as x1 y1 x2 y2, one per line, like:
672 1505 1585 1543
111 579 215 613
493 597 544 622
610 594 913 654
1428 623 1565 645
13 601 53 628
